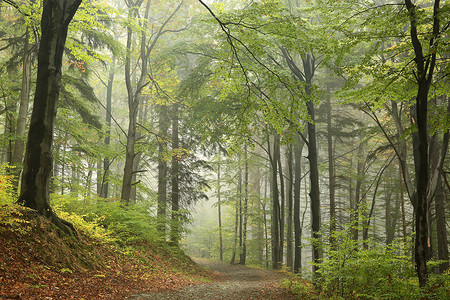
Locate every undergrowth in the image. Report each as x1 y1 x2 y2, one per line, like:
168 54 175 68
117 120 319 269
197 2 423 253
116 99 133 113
0 170 211 298
283 217 450 299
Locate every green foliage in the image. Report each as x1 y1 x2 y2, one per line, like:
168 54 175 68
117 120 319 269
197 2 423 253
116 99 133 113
281 278 319 299
299 218 450 299
52 194 161 246
0 165 31 234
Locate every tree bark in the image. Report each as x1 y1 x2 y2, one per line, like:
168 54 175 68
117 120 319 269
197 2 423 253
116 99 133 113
12 28 32 190
352 141 365 242
121 0 146 203
121 0 183 203
157 105 169 236
277 139 285 265
293 133 304 273
239 143 249 265
100 57 115 198
430 122 449 272
270 135 281 269
326 90 336 249
217 153 223 261
282 48 320 276
307 97 321 275
434 174 449 273
170 102 180 245
17 0 82 235
286 142 294 271
230 163 240 264
404 0 440 286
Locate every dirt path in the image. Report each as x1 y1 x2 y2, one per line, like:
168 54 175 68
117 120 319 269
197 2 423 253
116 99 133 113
128 258 296 300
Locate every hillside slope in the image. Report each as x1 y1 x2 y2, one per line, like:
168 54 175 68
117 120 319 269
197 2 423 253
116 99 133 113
0 205 211 299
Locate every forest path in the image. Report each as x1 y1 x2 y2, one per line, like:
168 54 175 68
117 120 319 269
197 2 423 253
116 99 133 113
128 258 296 300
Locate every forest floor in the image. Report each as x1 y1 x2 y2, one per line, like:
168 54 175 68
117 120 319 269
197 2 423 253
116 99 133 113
129 258 296 300
0 208 211 299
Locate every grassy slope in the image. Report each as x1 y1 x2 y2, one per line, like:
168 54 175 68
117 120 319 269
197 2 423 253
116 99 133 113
0 206 211 299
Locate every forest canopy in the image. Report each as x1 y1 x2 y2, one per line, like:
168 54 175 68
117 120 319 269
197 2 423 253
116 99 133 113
0 0 449 298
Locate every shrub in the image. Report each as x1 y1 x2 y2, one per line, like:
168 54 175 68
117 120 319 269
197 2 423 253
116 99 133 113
52 194 161 245
311 218 450 299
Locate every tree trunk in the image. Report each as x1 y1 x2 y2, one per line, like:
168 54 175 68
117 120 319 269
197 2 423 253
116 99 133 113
326 90 336 248
277 139 285 265
121 0 183 203
17 0 82 235
3 99 15 165
238 157 243 261
170 103 180 245
430 126 449 273
157 105 169 236
12 28 32 190
121 0 149 203
230 167 240 264
363 157 393 249
263 170 269 269
399 165 408 243
352 140 365 242
239 143 249 265
404 0 440 286
271 134 281 269
100 57 115 198
286 142 293 271
293 134 304 273
217 153 223 261
282 49 320 276
435 174 449 273
255 165 264 266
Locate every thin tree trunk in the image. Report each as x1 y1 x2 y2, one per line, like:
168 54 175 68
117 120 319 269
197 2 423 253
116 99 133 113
430 125 449 272
100 57 115 198
130 103 148 203
286 142 294 271
12 28 32 190
255 165 264 265
230 170 239 264
306 94 321 276
239 143 249 265
170 102 180 245
157 105 169 235
399 165 407 243
363 157 393 248
326 90 336 248
238 156 243 260
293 134 304 273
435 174 449 273
217 153 223 261
277 140 285 265
271 134 281 269
353 141 365 242
3 99 14 165
263 169 269 269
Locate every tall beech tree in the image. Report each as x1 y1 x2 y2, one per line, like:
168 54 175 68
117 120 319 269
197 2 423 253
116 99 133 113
282 48 321 275
16 0 82 234
121 0 184 203
404 0 441 287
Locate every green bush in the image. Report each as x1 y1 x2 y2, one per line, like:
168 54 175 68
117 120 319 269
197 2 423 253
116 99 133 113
52 194 161 245
312 219 450 299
